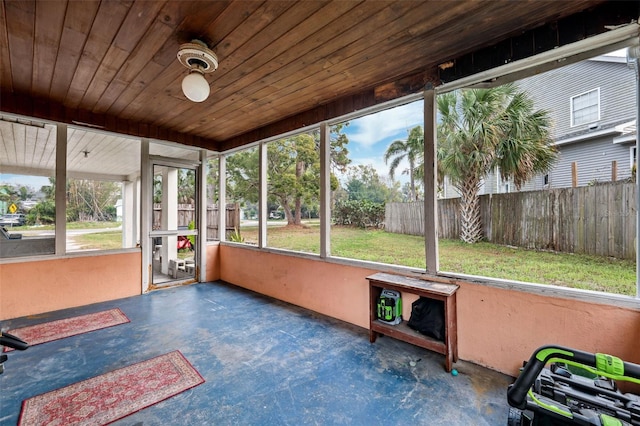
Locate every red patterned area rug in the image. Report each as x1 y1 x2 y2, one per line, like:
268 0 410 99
18 351 204 426
4 308 129 352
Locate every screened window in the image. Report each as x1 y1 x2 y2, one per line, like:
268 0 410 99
570 88 600 126
225 147 259 244
329 101 425 268
265 130 321 254
0 117 56 257
65 128 140 252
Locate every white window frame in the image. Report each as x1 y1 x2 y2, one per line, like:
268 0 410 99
570 87 600 127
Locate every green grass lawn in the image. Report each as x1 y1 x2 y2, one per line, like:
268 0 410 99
72 230 124 251
240 224 636 296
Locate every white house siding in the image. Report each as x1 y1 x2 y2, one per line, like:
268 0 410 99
517 56 635 140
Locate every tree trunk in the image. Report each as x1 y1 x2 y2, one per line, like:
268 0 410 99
294 196 302 225
458 177 483 243
281 199 295 225
294 160 304 225
409 159 416 200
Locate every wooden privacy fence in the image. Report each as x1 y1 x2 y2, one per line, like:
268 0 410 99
386 181 637 260
153 203 240 240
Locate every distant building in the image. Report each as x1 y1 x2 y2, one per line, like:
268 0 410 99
441 50 637 198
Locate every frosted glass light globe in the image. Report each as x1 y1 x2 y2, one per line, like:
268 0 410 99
182 72 210 102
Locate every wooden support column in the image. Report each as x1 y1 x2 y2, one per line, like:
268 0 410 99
424 88 438 273
320 122 331 258
218 155 226 242
198 149 208 282
259 142 267 248
55 124 67 256
140 139 151 292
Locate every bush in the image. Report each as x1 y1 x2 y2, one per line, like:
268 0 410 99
333 199 385 228
26 200 55 225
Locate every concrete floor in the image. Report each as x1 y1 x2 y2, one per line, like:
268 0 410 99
0 282 514 425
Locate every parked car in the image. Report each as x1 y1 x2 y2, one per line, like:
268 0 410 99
0 214 26 227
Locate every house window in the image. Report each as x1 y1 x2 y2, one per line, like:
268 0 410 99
570 88 600 126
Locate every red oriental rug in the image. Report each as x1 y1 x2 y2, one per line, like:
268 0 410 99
18 351 205 426
4 308 129 352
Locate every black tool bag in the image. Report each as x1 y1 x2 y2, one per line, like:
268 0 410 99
407 297 445 341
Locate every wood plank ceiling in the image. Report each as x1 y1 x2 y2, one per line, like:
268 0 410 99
0 0 637 153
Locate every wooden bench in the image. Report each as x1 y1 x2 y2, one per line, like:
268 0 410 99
367 272 459 372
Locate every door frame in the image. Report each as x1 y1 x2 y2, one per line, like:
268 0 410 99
141 144 204 292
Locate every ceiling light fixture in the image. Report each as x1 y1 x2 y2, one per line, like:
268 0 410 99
177 39 218 103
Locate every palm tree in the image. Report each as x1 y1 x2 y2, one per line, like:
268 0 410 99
384 126 424 200
437 84 556 243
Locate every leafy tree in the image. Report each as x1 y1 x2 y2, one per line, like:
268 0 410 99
268 133 319 225
437 84 556 243
384 125 424 200
40 179 55 200
225 125 350 226
226 147 260 208
344 164 402 204
178 169 196 204
327 123 351 175
66 179 120 222
24 178 55 224
18 185 33 201
27 200 55 224
0 185 17 204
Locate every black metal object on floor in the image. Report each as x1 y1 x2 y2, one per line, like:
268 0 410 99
507 345 640 425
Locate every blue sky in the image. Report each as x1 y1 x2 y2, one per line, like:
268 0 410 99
0 174 50 190
339 99 424 183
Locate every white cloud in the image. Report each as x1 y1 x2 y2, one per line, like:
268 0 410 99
347 101 423 148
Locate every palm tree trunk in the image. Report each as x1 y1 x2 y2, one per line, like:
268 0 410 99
409 159 416 200
458 178 483 243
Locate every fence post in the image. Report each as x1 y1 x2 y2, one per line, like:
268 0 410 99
571 162 578 188
611 160 617 182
